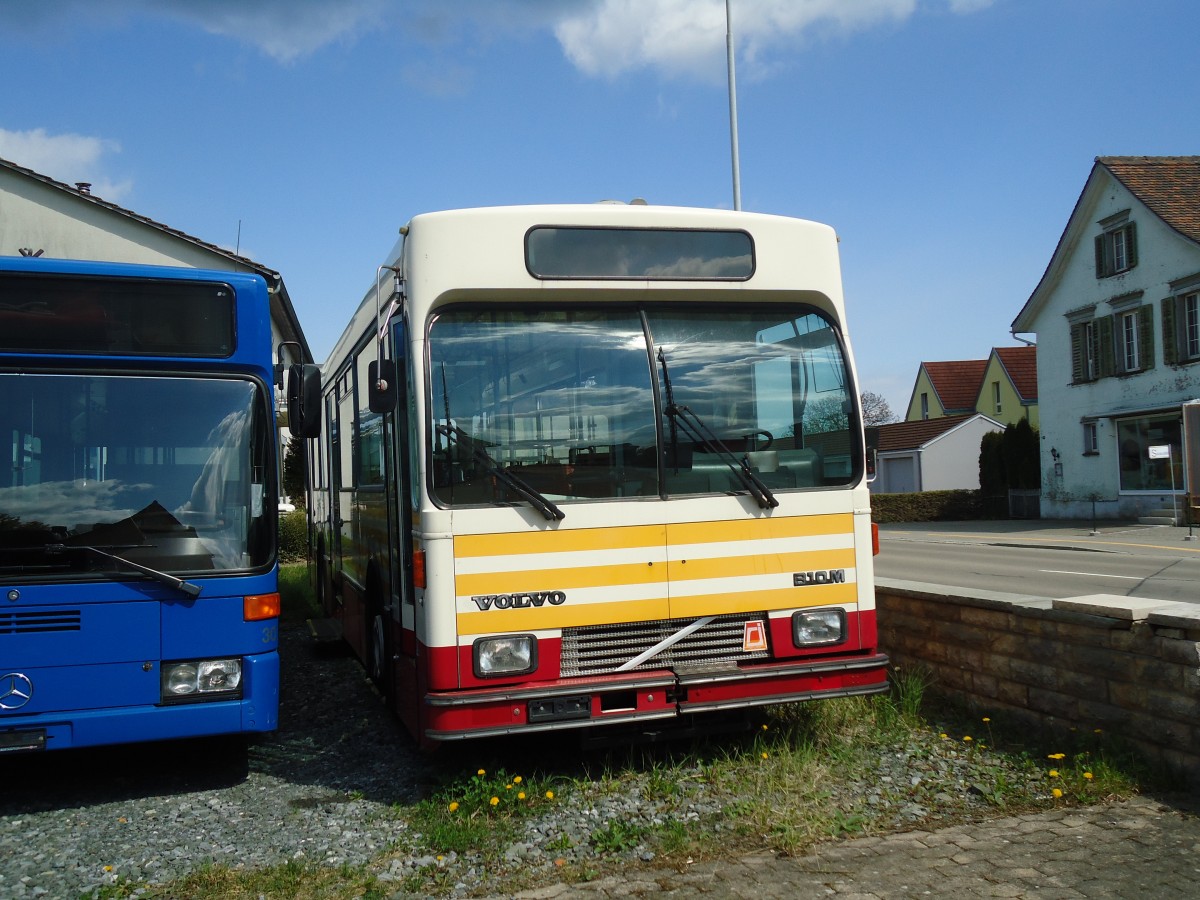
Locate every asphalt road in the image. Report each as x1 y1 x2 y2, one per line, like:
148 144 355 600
874 520 1200 603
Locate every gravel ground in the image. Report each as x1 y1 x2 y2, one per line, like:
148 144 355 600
0 624 1062 900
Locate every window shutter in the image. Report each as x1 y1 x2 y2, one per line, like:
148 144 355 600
1161 296 1178 365
1097 315 1115 378
1137 304 1153 370
1094 235 1106 278
1125 223 1137 269
1070 322 1085 382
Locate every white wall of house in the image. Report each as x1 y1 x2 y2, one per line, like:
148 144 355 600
0 169 291 354
1028 175 1200 519
919 417 1002 491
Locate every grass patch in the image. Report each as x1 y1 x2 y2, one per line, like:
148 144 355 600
129 859 384 899
278 561 319 624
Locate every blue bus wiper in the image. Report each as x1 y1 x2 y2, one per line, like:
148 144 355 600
47 543 202 599
657 348 779 510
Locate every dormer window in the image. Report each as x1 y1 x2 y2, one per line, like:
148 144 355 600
1094 212 1137 278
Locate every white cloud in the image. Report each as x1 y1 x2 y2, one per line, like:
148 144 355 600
552 0 997 82
0 128 132 202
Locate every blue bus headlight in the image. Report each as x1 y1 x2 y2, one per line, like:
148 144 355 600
792 609 846 647
473 635 537 678
161 658 243 702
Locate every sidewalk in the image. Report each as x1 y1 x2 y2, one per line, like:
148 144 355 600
503 794 1200 899
877 519 1200 554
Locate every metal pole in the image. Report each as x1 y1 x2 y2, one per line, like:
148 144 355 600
726 0 742 210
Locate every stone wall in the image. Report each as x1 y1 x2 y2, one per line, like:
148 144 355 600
876 580 1200 787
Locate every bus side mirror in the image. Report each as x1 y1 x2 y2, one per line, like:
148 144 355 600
368 359 397 413
866 448 878 483
287 363 322 438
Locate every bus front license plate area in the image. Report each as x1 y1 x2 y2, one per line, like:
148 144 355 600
0 729 47 753
528 695 591 723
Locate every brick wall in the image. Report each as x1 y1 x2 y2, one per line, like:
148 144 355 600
876 581 1200 787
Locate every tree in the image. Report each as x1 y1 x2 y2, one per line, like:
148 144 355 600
282 435 307 508
860 391 898 426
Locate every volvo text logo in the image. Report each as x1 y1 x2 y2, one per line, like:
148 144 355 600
0 673 34 711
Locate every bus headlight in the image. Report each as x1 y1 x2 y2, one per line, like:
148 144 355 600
792 609 846 647
161 658 243 702
473 635 537 678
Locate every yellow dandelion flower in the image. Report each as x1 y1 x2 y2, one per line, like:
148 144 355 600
448 801 459 812
1049 770 1059 778
982 717 991 723
1048 753 1066 760
1084 772 1094 781
518 791 526 800
939 733 949 740
506 784 513 790
513 776 523 784
490 796 500 806
546 790 555 800
1094 728 1103 734
761 752 769 760
103 866 113 873
1051 788 1063 798
963 735 973 742
762 723 769 731
477 768 486 776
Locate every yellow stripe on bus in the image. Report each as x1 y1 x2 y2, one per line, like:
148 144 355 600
666 547 857 582
666 513 853 545
455 525 666 558
455 561 667 595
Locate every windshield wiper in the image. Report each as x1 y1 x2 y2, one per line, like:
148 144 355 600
46 543 202 599
657 348 779 510
436 424 565 521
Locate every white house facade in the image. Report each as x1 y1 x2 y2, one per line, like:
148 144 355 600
1012 157 1200 521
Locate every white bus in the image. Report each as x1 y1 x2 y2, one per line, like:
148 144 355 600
299 203 887 746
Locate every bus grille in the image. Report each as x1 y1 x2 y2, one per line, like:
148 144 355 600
560 613 769 678
0 610 82 634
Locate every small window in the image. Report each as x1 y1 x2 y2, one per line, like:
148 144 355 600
1119 311 1139 372
1163 291 1200 364
920 392 929 420
526 227 754 280
1095 221 1137 278
992 381 1001 415
1083 422 1099 455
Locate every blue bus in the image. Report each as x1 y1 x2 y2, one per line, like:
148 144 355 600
0 256 286 752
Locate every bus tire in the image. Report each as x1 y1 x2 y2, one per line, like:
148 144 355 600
364 567 393 700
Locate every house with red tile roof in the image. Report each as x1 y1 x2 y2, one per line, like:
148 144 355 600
1012 156 1200 521
869 413 1005 494
904 345 1038 428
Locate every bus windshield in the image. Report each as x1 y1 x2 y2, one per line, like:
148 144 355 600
0 373 274 577
427 304 859 506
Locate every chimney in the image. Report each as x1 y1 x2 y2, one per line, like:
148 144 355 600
75 182 92 195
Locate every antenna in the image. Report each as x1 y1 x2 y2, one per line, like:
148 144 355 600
726 0 742 210
235 219 242 257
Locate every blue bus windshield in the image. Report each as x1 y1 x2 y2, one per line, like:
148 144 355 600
0 373 274 577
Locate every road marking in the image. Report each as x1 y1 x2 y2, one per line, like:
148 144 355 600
1038 569 1139 580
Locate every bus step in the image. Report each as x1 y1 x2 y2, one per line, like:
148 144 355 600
307 617 344 644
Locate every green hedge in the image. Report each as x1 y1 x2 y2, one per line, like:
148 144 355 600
279 509 308 562
870 489 1007 523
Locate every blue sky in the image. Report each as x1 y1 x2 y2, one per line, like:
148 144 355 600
2 0 1198 416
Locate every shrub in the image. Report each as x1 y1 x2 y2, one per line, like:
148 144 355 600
870 489 1005 523
279 509 308 562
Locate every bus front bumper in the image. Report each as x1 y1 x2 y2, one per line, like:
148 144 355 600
423 653 889 742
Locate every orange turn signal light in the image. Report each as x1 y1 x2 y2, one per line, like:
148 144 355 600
413 549 427 589
244 592 281 621
871 522 880 556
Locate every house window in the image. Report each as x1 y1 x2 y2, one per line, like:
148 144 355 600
992 381 1001 415
1119 311 1139 372
1116 414 1182 492
1163 291 1200 364
920 392 929 420
1083 421 1098 455
1095 219 1137 278
1071 319 1100 383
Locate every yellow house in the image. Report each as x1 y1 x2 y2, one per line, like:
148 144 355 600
905 346 1037 428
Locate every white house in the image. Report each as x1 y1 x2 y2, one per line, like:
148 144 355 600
870 413 1004 494
1012 156 1200 521
0 156 310 365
